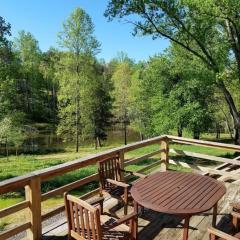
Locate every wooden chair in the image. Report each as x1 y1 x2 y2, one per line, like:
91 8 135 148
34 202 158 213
208 203 240 240
98 154 146 215
64 193 137 240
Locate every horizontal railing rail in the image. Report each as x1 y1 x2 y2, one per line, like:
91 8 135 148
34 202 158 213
168 135 240 152
169 149 240 166
1 134 240 240
0 135 167 240
0 135 166 194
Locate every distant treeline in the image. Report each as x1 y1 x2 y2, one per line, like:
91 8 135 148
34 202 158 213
0 6 238 154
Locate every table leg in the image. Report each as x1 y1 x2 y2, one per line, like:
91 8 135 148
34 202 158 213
134 200 138 212
212 203 218 228
183 216 190 240
133 201 138 240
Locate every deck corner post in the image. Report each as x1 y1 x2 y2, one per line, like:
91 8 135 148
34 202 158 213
160 137 169 171
25 176 42 240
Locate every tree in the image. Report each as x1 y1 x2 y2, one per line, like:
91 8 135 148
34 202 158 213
112 61 132 145
129 62 152 140
39 48 60 123
14 31 47 121
57 7 100 152
105 0 240 144
0 114 26 156
134 45 214 139
0 16 20 119
0 16 11 63
81 61 113 149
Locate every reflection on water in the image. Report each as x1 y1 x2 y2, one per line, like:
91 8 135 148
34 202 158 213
0 128 140 154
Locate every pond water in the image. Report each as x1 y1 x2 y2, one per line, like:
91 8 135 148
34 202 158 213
0 127 141 154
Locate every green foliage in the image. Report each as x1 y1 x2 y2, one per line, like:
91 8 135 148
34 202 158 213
111 58 133 144
80 62 113 148
129 46 215 138
0 16 11 46
57 7 112 151
0 113 26 154
105 0 240 143
13 31 49 121
0 16 12 64
128 62 152 139
1 2 240 155
58 7 100 55
39 48 60 123
112 61 132 121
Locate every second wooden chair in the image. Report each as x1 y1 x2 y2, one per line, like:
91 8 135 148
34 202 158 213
98 154 146 215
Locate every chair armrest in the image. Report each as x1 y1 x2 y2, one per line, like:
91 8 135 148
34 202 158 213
86 197 104 206
107 212 138 230
116 212 138 225
231 202 240 212
132 172 147 179
106 178 129 188
208 227 239 240
86 197 104 214
123 169 147 179
231 211 240 219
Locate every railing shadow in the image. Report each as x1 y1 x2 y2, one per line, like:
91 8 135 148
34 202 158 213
138 209 233 240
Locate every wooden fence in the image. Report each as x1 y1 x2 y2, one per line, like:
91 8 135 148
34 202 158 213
0 135 240 240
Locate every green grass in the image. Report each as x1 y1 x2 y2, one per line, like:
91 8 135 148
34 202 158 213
0 134 238 231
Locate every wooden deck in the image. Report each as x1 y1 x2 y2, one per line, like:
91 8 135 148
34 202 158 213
42 180 239 240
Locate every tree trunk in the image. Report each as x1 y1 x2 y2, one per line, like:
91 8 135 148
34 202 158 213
95 136 101 149
226 120 234 140
97 137 101 148
124 122 127 145
5 138 8 157
76 97 80 152
31 138 34 152
178 126 183 137
193 131 200 139
216 123 220 140
217 79 240 144
48 135 51 148
225 19 240 78
220 107 233 139
76 132 79 152
224 19 240 144
140 132 144 141
5 138 9 159
52 85 57 124
95 137 98 150
5 139 7 156
123 109 128 145
234 129 240 145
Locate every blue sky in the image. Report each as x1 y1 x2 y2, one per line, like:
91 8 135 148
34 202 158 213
0 0 169 62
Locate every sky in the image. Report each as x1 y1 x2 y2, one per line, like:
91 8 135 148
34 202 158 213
0 0 169 62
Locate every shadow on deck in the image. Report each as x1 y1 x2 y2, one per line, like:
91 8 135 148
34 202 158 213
42 181 239 240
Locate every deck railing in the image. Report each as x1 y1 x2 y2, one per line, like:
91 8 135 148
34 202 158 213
1 135 240 240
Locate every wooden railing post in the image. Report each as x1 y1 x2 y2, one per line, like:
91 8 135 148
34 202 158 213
25 176 42 240
119 150 125 181
161 138 169 171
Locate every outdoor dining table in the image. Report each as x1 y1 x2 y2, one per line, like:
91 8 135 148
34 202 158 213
130 171 226 240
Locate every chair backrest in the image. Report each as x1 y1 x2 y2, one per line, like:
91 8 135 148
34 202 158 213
64 193 102 240
98 155 122 190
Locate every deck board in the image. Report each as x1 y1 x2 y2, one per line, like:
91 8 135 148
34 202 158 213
42 181 239 240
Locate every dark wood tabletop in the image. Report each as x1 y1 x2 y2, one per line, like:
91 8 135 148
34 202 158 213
131 171 226 215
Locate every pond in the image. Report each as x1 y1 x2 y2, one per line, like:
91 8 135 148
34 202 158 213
0 125 141 155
